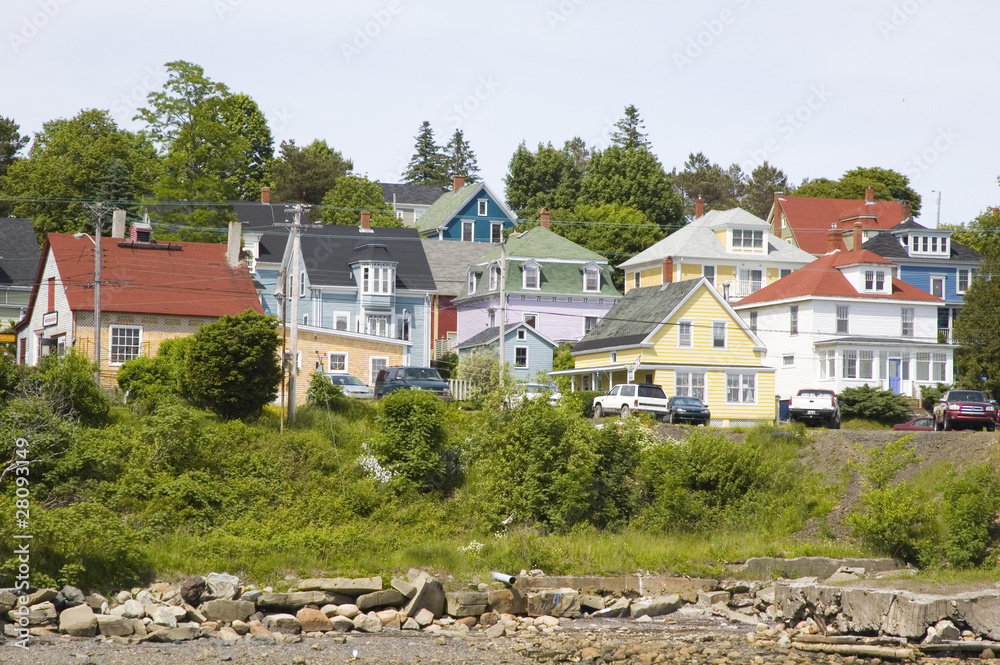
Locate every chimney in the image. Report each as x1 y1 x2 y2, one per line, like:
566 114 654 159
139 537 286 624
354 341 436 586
865 186 874 203
993 207 1000 216
662 256 673 284
900 201 911 220
694 197 705 219
111 209 126 239
360 210 371 231
261 187 271 204
540 207 551 230
226 220 242 268
772 192 783 238
852 221 863 250
452 175 465 192
827 225 842 253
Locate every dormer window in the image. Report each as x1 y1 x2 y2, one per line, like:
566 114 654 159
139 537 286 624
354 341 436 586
467 270 477 294
864 269 886 292
906 233 950 257
732 229 764 253
523 262 540 290
361 264 395 294
583 264 600 292
489 263 500 290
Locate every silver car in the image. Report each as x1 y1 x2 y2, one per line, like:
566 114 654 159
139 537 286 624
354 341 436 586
323 373 375 399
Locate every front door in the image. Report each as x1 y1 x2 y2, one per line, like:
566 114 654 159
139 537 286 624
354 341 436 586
888 358 902 394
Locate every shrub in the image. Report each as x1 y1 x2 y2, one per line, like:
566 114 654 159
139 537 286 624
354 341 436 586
456 352 512 404
559 390 604 418
920 383 951 413
940 463 1000 568
38 351 110 427
306 371 349 411
837 385 910 424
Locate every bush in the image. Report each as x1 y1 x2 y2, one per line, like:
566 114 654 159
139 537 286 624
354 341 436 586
920 383 951 413
38 351 110 427
306 371 349 411
940 463 1000 568
837 385 910 424
559 390 604 418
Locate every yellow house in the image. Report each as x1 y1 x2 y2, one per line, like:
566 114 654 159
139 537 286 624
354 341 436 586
554 278 776 427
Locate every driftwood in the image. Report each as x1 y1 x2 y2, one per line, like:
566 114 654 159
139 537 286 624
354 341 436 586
792 634 909 647
919 641 1000 654
791 641 915 660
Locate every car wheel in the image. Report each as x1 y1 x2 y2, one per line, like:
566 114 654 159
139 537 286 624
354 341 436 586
667 412 675 424
987 423 996 432
621 405 630 418
944 417 952 431
829 415 841 430
933 418 942 431
594 404 604 419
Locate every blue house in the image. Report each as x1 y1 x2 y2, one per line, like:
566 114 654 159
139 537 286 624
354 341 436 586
863 219 981 342
414 176 517 242
455 322 556 383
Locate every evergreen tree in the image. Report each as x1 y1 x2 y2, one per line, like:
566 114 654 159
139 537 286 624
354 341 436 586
0 116 29 217
741 162 790 219
672 152 745 216
611 104 650 151
444 129 480 185
271 139 353 205
402 121 448 186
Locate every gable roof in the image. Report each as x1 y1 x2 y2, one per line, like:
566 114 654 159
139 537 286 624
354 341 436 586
455 322 556 351
773 194 908 254
478 226 609 263
23 233 262 323
420 239 497 297
734 250 940 306
414 182 516 234
381 183 446 207
862 220 982 262
234 202 293 263
0 218 41 288
619 208 814 268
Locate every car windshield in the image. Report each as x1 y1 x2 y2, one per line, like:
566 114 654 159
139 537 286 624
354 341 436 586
637 385 666 399
524 384 549 394
949 390 987 402
328 374 364 387
673 397 704 407
799 390 833 398
403 368 442 381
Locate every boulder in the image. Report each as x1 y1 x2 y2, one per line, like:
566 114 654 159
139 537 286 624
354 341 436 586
357 589 405 611
841 587 897 633
205 573 241 601
954 591 1000 641
10 601 57 625
883 592 952 639
329 615 355 632
240 589 263 604
297 577 383 596
698 591 730 607
257 591 333 611
23 589 58 607
0 590 17 613
402 617 420 630
527 588 580 618
245 630 276 645
403 573 445 619
121 599 144 619
85 593 108 613
413 608 435 627
353 611 382 633
579 595 605 612
391 578 416 599
487 588 527 615
179 577 206 605
59 603 98 637
335 603 360 618
375 608 400 629
594 597 630 618
200 598 255 623
263 613 301 635
147 625 200 642
455 616 477 629
55 586 85 610
630 594 684 618
446 591 488 618
296 607 333 633
96 615 134 637
231 620 250 635
148 605 179 628
218 626 241 644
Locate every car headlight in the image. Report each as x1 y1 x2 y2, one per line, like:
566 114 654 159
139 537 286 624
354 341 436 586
987 406 995 412
948 404 960 411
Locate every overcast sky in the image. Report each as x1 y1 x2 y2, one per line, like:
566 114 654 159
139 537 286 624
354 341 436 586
5 0 998 226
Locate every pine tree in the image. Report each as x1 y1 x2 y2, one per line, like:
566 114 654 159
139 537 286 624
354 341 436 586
402 121 448 186
444 129 480 185
611 104 650 151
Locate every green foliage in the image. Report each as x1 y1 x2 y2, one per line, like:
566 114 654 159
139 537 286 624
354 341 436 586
545 203 663 269
185 310 281 419
837 385 910 424
443 129 479 184
219 92 274 200
671 152 744 217
431 352 458 380
611 105 650 151
920 383 951 412
38 351 110 426
320 173 400 227
794 166 920 216
742 162 790 219
559 390 604 418
306 371 349 412
456 352 513 404
372 389 458 493
403 121 449 186
271 139 353 206
117 355 179 404
940 464 1000 568
0 115 29 217
504 139 588 215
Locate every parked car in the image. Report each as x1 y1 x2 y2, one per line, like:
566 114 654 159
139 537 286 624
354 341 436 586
665 396 711 425
788 389 841 429
593 384 669 419
322 373 374 399
933 389 996 431
374 366 451 400
892 416 934 431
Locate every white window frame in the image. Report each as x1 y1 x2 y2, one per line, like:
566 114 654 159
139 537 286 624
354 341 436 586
703 265 715 287
478 199 488 216
932 352 947 382
675 371 706 400
491 222 502 243
957 269 971 294
366 314 390 337
467 270 477 294
677 320 693 348
843 349 858 379
489 263 500 291
109 325 142 365
517 328 526 340
610 351 617 364
523 262 540 290
362 264 395 295
748 311 757 333
789 305 798 336
835 305 849 334
731 228 764 252
328 352 348 373
930 275 945 299
487 308 496 327
370 356 389 385
584 316 597 335
820 349 836 379
333 312 350 331
712 321 727 349
583 265 600 292
901 308 914 337
859 350 874 380
302 313 309 326
633 272 640 289
726 371 756 404
783 354 795 367
515 346 528 368
523 313 538 328
462 220 474 242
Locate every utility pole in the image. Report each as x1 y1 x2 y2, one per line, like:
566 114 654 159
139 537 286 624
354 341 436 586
498 240 506 388
279 266 287 434
82 203 109 384
287 205 306 423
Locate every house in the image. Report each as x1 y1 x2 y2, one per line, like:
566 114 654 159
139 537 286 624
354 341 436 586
381 182 446 226
554 277 776 426
618 202 814 301
733 234 951 402
0 218 41 327
768 188 912 255
455 322 556 383
421 239 498 358
454 210 621 370
15 220 262 387
414 175 517 242
862 219 981 343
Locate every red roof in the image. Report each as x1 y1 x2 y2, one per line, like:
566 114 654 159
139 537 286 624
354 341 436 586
775 195 907 254
35 233 262 318
735 250 941 306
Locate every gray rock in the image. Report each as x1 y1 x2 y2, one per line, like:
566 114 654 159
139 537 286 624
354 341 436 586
954 591 1000 640
96 614 134 637
148 605 178 628
402 617 420 630
357 589 406 611
121 599 144 619
205 573 241 601
240 589 263 604
257 591 334 611
263 613 302 634
335 603 360 619
179 577 206 605
883 593 951 639
59 603 97 637
579 594 605 612
9 601 57 625
55 586 85 609
527 588 580 618
200 599 255 623
935 619 962 641
740 557 902 580
245 631 276 644
445 591 488 618
329 615 355 632
0 590 17 612
23 589 57 607
630 594 683 618
698 590 730 606
594 597 630 618
403 573 445 620
297 577 383 596
85 593 108 613
353 612 382 633
217 626 241 644
147 625 200 642
487 588 526 615
391 578 416 599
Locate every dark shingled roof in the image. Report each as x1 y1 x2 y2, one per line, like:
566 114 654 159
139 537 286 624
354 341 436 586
381 183 446 207
234 202 293 262
572 279 702 354
862 221 981 262
0 219 41 287
299 225 436 291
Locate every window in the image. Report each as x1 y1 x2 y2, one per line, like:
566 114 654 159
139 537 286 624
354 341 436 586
302 313 309 326
489 264 500 290
334 312 349 331
789 305 798 335
820 349 836 379
859 350 874 379
957 269 971 293
523 263 540 289
783 354 795 367
362 265 394 294
523 313 537 328
836 305 849 334
932 353 947 381
582 375 592 390
462 221 474 241
677 320 692 347
712 321 726 349
47 276 55 312
864 270 886 291
487 308 496 327
916 352 930 381
583 266 600 292
633 272 640 289
901 308 914 337
610 351 617 364
328 352 347 373
467 270 477 294
739 268 763 294
478 199 488 216
732 228 764 251
726 372 756 403
515 347 528 368
584 316 597 334
300 271 306 297
108 325 141 365
366 314 390 337
930 276 945 298
780 268 792 278
703 265 715 287
843 349 858 379
396 315 410 341
491 222 502 243
516 328 527 340
748 311 757 333
675 372 706 400
370 357 388 385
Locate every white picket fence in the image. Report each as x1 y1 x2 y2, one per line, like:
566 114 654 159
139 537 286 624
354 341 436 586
449 379 472 401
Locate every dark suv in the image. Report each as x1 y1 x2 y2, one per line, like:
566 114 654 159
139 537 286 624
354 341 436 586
933 389 997 431
374 366 451 400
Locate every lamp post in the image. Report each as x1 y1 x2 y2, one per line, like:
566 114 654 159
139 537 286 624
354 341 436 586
73 231 102 383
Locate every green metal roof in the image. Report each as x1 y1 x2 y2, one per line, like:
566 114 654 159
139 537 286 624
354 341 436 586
480 226 608 262
414 183 483 233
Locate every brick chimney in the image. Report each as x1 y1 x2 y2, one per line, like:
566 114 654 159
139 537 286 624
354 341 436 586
452 175 465 192
261 186 270 204
852 221 863 250
360 210 371 231
226 220 242 268
865 186 874 203
540 207 551 230
662 256 673 283
111 209 127 239
827 225 842 253
900 201 911 220
772 192 783 238
694 197 705 219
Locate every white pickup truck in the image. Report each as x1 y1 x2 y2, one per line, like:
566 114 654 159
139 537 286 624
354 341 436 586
788 389 841 428
593 384 670 419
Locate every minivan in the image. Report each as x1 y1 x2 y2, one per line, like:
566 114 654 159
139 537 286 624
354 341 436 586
374 366 451 400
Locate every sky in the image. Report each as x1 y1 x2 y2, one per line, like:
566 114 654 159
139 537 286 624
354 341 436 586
4 0 999 226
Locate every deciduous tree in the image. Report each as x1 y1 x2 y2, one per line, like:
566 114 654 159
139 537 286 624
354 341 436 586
504 139 587 216
319 174 399 227
271 139 352 205
794 167 921 216
579 145 683 232
0 116 29 217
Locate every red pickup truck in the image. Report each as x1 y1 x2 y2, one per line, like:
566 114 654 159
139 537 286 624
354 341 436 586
933 390 997 431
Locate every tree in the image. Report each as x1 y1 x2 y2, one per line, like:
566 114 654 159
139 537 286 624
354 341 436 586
953 210 1000 397
219 92 274 200
1 109 160 241
671 152 745 216
741 161 791 219
184 310 281 420
504 139 587 216
545 203 663 270
794 167 921 216
271 139 352 205
319 174 400 227
611 104 650 151
0 117 29 217
443 129 480 184
402 121 448 186
579 145 684 232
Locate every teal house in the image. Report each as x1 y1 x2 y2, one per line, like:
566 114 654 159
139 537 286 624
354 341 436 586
415 176 517 243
